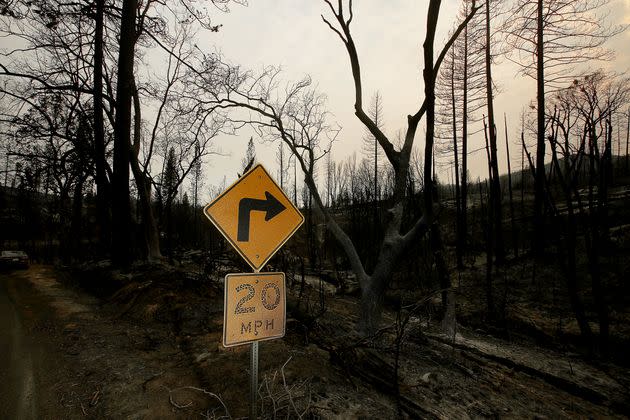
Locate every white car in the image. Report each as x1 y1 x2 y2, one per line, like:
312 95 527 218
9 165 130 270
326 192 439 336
0 250 29 269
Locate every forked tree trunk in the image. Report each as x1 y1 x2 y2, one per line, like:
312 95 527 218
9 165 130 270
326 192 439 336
303 0 479 335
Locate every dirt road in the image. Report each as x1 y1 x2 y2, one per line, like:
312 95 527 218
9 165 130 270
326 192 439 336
0 271 39 419
0 266 215 419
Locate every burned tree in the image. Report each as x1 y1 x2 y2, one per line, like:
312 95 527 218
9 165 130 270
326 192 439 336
195 0 481 333
435 0 486 268
504 0 625 255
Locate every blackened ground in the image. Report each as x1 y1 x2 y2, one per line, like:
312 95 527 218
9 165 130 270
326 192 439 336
1 263 629 418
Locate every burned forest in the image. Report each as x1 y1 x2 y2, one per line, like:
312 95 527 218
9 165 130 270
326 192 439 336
1 0 630 418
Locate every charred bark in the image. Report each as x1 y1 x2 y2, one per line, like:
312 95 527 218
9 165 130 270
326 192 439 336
484 0 504 264
111 0 138 267
483 116 495 317
130 83 162 262
504 114 518 258
533 0 546 257
93 0 110 253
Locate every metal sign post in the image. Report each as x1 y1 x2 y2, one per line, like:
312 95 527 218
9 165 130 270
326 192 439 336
250 268 260 420
250 340 259 419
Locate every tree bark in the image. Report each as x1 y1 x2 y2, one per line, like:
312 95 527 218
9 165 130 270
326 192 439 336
565 201 592 346
483 117 495 317
111 0 138 267
131 82 162 262
93 0 110 253
533 0 546 256
581 121 609 354
70 175 85 261
451 53 463 269
625 109 629 175
461 6 469 266
484 0 504 264
504 113 517 258
591 120 612 353
424 0 453 314
549 132 593 347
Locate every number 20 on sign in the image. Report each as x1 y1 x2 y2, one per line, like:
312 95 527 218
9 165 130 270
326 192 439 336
223 272 285 347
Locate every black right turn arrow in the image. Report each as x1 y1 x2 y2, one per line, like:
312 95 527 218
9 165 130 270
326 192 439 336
237 191 286 242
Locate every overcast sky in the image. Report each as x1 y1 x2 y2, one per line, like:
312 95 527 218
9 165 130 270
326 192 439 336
195 0 629 196
3 1 626 198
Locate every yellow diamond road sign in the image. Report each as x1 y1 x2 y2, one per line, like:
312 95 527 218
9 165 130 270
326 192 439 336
204 164 304 271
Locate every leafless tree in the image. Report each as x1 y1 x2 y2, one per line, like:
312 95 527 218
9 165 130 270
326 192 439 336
0 89 93 260
482 0 506 264
504 0 626 255
192 0 481 332
361 91 385 202
546 71 629 352
276 141 288 190
1 0 241 263
435 1 486 267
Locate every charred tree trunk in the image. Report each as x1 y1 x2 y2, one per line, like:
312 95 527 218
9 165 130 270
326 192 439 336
93 0 110 253
548 122 593 348
625 109 629 174
451 54 463 269
521 127 525 222
132 165 161 261
533 0 546 256
504 114 517 258
130 84 162 262
565 200 593 346
424 0 452 313
111 0 138 267
359 273 387 334
568 234 592 340
484 0 504 265
166 198 174 263
70 175 85 261
461 15 470 267
483 116 495 317
310 0 479 335
582 121 610 355
591 120 612 353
